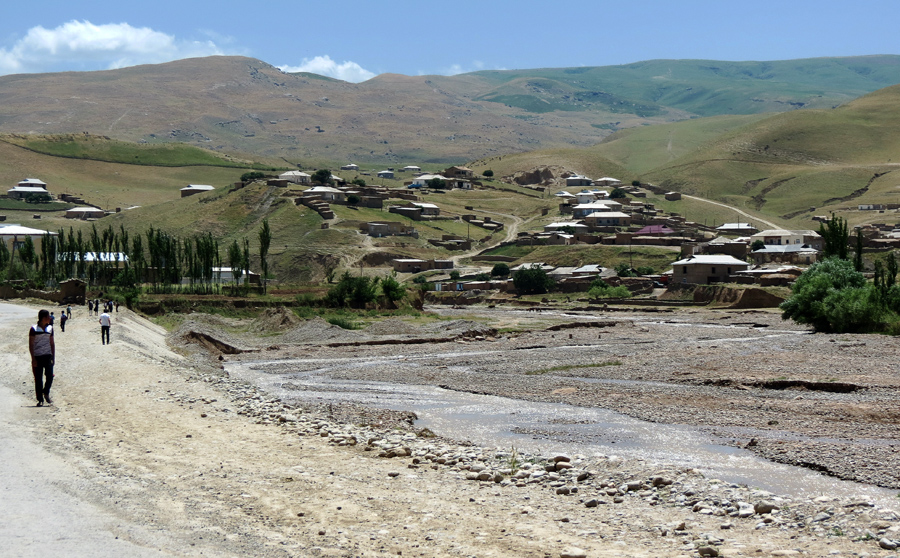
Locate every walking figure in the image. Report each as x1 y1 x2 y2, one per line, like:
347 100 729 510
59 312 67 332
87 300 93 317
29 309 55 406
99 309 111 345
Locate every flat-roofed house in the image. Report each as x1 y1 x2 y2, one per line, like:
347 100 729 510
180 184 215 198
584 211 632 228
65 207 107 219
670 254 750 284
750 229 823 250
279 171 311 184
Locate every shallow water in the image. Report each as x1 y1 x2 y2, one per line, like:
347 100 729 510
227 356 898 509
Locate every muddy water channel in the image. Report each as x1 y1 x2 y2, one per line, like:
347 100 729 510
226 351 898 508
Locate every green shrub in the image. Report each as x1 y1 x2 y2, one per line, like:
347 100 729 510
327 316 358 329
780 257 872 332
241 171 266 182
513 265 554 294
588 279 632 299
491 263 510 277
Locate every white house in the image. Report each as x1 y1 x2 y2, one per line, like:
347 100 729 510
544 222 589 233
411 174 448 187
401 165 422 173
750 229 822 250
305 186 345 202
0 225 57 249
65 207 106 219
572 201 618 218
340 164 359 171
583 211 632 227
594 177 622 186
279 171 311 184
377 170 394 179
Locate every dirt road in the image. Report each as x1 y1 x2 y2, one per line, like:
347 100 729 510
1 302 897 557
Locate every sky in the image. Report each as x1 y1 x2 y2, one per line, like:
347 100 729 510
2 1 899 83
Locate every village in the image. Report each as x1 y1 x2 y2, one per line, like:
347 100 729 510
6 165 900 302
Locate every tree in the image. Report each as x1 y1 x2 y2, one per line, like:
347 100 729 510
512 265 554 294
490 263 510 277
615 263 637 277
427 177 447 190
610 188 627 199
588 278 631 299
779 257 871 332
351 178 366 187
449 270 461 281
854 229 864 272
482 170 494 178
240 171 266 182
380 273 406 304
312 169 333 185
258 220 271 294
751 239 766 252
347 194 360 206
228 240 243 289
631 180 641 187
820 214 849 260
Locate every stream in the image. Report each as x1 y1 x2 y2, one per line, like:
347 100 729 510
226 356 898 509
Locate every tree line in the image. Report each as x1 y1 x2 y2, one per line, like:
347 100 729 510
0 220 273 296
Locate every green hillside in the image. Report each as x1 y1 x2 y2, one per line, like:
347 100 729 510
638 84 900 227
466 56 900 119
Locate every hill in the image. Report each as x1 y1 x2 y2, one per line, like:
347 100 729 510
2 55 900 167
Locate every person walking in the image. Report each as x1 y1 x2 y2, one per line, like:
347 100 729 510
99 309 111 345
66 305 72 319
87 300 93 317
29 309 55 406
59 312 67 332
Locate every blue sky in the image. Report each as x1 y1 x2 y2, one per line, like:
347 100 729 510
2 1 899 82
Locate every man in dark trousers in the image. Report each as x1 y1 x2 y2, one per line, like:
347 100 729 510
29 309 55 406
99 308 111 345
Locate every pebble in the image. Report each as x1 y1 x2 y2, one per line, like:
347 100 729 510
559 547 586 558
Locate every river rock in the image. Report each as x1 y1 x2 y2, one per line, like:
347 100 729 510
880 538 899 550
755 500 779 514
559 547 586 558
697 547 719 557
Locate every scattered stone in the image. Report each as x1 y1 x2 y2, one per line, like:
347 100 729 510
559 547 586 558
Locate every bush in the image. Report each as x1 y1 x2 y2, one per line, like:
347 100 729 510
588 279 632 299
751 239 766 251
610 188 627 199
483 170 494 178
635 266 655 276
241 171 266 182
474 273 490 281
631 180 641 187
513 265 554 294
347 194 360 205
449 270 461 281
780 257 872 332
615 263 637 277
324 272 379 308
327 316 359 330
380 273 406 303
491 263 510 277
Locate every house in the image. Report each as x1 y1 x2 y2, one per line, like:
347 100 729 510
635 225 676 235
575 191 600 204
544 222 589 233
443 166 474 179
411 174 448 187
377 170 394 179
391 258 453 273
716 223 758 235
279 171 311 184
664 192 682 201
572 202 615 218
305 186 346 203
670 254 750 284
364 221 418 238
750 229 823 250
8 179 50 200
210 267 261 284
0 225 58 251
400 165 422 173
750 244 819 265
411 202 440 216
180 184 215 198
594 177 621 186
65 207 106 219
566 174 593 187
584 211 632 227
340 164 359 171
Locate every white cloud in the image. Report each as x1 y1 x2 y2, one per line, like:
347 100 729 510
0 20 226 75
278 55 375 83
421 61 492 77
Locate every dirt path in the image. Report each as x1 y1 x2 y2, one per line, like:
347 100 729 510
1 302 896 557
681 194 780 229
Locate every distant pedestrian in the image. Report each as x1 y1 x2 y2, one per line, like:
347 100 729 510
49 312 55 326
29 309 55 406
87 300 93 316
99 310 111 345
114 301 119 312
59 313 67 332
66 305 72 319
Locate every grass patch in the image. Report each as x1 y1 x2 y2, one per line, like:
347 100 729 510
0 199 73 211
525 361 622 375
326 316 360 330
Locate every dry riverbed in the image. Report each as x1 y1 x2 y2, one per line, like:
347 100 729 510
3 301 900 557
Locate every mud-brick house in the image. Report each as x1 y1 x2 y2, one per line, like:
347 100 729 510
670 254 750 285
8 178 50 200
443 166 475 179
